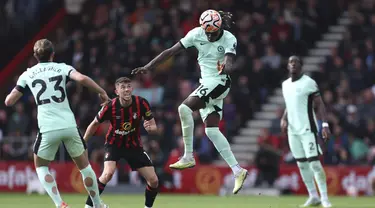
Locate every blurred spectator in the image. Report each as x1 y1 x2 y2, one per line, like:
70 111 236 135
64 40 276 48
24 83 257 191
223 95 237 139
343 105 367 139
0 109 8 141
254 128 282 187
148 140 165 177
194 124 213 163
261 45 282 70
349 133 369 164
269 107 283 135
7 103 29 136
324 125 350 165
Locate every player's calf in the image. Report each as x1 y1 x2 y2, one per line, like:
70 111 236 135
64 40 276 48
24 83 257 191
296 159 320 207
204 127 241 173
85 178 107 208
72 151 105 207
80 165 105 207
99 172 114 183
309 159 329 203
178 103 194 158
170 97 206 170
296 160 318 198
35 166 64 207
138 166 159 208
85 161 116 208
204 126 247 194
170 103 196 170
34 155 65 207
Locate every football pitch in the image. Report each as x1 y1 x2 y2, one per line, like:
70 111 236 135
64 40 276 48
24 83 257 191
0 193 374 208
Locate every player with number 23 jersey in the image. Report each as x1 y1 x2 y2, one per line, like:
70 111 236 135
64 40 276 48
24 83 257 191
16 62 76 133
5 39 109 208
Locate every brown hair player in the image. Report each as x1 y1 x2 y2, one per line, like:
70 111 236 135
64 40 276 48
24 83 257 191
5 39 109 208
83 77 158 208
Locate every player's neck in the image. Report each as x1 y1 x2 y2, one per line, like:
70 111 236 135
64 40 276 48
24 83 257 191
38 58 53 63
215 30 224 41
291 73 303 82
119 97 132 107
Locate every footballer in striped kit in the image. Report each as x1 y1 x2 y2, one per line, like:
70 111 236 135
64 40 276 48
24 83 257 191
83 77 159 208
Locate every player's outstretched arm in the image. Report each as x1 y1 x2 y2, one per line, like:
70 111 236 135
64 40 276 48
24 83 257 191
84 117 101 141
143 118 157 134
69 70 110 104
132 42 185 74
313 95 331 140
4 88 23 106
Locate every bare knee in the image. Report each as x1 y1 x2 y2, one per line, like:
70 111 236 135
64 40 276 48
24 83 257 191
148 175 159 188
99 171 114 184
204 112 220 127
182 96 205 111
72 151 89 170
34 154 50 167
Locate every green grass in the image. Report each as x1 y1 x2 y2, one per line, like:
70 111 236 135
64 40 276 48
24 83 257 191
0 193 374 208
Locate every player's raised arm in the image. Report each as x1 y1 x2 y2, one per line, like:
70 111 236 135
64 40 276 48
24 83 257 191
131 42 185 74
84 103 111 141
132 26 200 75
84 117 101 141
5 73 27 106
68 70 110 104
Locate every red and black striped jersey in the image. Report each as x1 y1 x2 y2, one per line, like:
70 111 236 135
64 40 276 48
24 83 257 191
96 95 153 149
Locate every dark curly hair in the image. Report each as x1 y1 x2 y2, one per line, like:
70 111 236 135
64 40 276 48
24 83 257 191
219 11 235 30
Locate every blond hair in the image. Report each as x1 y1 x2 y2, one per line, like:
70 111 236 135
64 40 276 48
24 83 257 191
33 39 54 62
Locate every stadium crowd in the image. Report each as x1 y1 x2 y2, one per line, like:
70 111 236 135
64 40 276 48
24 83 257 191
0 0 63 69
1 0 370 185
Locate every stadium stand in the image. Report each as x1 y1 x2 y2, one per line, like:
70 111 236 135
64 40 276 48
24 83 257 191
0 0 63 69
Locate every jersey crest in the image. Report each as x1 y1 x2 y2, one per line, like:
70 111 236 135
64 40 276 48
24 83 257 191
217 46 224 53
